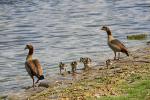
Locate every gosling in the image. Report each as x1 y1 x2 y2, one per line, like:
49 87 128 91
70 61 78 73
80 57 92 70
59 62 67 74
106 59 112 69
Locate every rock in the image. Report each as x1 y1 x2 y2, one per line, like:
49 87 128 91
122 67 128 70
38 81 50 88
0 95 8 100
113 68 123 73
147 41 150 45
110 66 115 69
38 80 56 88
25 87 45 93
108 73 115 77
99 67 105 70
67 71 71 74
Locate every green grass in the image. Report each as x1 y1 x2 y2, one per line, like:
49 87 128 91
127 34 148 40
125 80 150 100
0 95 7 100
87 80 150 100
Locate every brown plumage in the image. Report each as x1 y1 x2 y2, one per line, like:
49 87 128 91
106 59 112 69
25 44 44 87
80 57 92 70
70 61 77 73
59 62 67 74
101 26 129 60
80 57 92 64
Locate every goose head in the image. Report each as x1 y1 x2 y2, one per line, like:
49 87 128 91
101 26 109 31
25 44 33 50
101 26 112 35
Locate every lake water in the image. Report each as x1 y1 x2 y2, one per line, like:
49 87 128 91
0 0 150 94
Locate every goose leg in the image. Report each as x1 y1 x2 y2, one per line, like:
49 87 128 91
84 64 87 70
60 68 61 74
64 68 66 72
35 79 39 84
114 52 116 60
31 76 35 87
118 52 120 60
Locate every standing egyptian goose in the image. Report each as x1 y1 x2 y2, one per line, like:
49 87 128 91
101 26 129 60
25 44 44 87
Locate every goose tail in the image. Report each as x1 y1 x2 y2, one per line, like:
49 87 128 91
125 51 129 56
121 49 129 56
39 75 44 80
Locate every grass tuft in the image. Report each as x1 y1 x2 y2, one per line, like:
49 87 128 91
127 33 148 40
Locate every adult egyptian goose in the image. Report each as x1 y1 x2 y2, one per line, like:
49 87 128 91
101 26 129 60
25 44 44 87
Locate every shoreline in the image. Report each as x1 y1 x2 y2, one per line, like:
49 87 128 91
1 43 150 100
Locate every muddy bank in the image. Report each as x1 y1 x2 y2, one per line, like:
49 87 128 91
3 44 150 100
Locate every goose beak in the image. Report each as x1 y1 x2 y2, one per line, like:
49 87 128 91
101 27 104 30
24 46 27 50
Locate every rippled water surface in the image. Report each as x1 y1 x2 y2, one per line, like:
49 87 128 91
0 0 150 94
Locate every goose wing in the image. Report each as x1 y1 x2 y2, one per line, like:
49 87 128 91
32 59 43 76
25 59 43 78
110 39 127 50
25 60 37 77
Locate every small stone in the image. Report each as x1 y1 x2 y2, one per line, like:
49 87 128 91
0 95 8 100
99 67 105 70
108 73 115 77
67 71 71 74
110 66 115 69
38 81 53 88
94 93 100 98
147 41 150 45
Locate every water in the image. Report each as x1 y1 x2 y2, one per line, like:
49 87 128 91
0 0 150 94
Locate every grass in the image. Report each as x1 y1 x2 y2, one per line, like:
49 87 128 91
86 62 150 100
95 80 150 100
127 33 148 40
0 95 7 100
144 54 150 59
